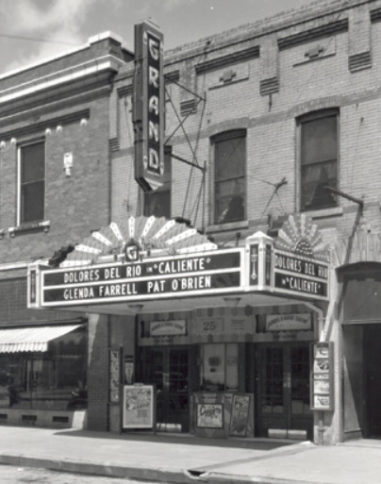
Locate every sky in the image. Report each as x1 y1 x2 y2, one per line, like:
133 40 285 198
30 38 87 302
0 0 318 75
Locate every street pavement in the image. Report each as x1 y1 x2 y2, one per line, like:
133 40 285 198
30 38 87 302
0 425 380 483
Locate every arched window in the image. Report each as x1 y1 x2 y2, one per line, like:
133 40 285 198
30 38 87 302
212 129 246 224
298 109 338 211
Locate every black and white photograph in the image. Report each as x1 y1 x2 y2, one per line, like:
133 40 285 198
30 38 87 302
0 0 380 482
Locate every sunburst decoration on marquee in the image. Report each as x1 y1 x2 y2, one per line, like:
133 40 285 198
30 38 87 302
275 213 329 262
61 216 218 267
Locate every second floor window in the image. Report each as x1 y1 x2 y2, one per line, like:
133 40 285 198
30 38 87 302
213 130 246 224
18 140 45 225
144 146 171 218
300 110 338 211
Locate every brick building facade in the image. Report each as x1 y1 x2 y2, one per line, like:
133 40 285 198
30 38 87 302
1 0 381 444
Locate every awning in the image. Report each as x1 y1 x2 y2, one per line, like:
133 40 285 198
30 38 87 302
0 324 82 353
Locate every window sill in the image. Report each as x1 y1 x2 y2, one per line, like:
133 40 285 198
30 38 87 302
302 206 343 220
206 220 249 234
8 220 50 237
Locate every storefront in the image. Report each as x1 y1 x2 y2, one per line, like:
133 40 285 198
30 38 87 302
0 323 87 427
27 214 330 440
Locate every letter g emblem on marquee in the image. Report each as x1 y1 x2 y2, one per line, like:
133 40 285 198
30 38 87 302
125 240 140 262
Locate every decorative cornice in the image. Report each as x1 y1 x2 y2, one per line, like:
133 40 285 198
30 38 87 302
195 45 259 74
278 19 348 50
0 57 121 105
0 85 108 127
348 51 372 72
260 77 279 96
0 109 89 140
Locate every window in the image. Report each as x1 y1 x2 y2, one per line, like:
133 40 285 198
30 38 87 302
18 140 45 224
0 327 87 411
212 130 246 224
143 146 171 218
299 110 338 211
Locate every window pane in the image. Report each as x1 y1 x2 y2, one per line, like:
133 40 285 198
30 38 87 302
300 113 338 211
215 136 245 180
301 161 336 210
21 142 44 183
214 131 246 224
215 178 245 224
301 116 336 166
21 181 44 223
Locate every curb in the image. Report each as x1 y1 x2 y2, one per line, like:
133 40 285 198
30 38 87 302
0 453 333 484
0 454 189 484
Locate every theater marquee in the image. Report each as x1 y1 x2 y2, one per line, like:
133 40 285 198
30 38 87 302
27 215 330 310
38 249 243 307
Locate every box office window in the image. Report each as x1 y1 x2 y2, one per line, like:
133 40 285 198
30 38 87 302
143 146 172 218
18 140 45 225
212 130 246 224
201 343 238 391
299 111 338 211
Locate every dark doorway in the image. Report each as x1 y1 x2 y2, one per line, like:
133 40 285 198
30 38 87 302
365 325 381 437
140 346 190 432
256 344 313 439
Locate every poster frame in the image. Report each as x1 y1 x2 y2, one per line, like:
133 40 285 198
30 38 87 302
122 384 156 429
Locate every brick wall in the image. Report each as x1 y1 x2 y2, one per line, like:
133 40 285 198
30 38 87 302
0 278 82 326
109 0 381 246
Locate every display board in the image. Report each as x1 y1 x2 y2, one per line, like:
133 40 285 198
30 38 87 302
122 385 155 429
109 349 121 403
196 403 224 428
311 342 334 411
229 394 251 437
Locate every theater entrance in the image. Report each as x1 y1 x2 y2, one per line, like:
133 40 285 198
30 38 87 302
256 344 313 439
139 346 190 432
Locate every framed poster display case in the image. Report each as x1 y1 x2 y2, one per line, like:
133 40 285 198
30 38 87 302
122 384 156 429
310 342 334 411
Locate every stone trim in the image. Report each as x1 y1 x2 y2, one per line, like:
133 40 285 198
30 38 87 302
195 45 259 74
278 19 348 50
117 85 133 97
164 70 180 83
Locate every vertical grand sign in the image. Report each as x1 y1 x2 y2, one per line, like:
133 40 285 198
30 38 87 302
133 21 164 192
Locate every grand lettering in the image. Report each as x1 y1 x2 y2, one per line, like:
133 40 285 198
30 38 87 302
147 32 162 176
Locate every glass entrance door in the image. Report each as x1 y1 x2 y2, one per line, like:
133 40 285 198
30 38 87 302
257 344 312 438
141 347 189 432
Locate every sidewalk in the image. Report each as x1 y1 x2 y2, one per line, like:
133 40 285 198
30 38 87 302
0 426 380 483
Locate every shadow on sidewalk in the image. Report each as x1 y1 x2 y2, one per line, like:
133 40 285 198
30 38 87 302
54 429 295 451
